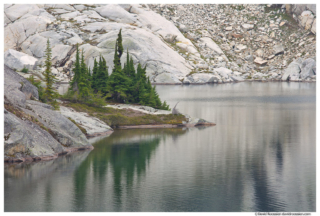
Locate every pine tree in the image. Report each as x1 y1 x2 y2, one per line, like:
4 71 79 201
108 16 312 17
103 57 109 81
148 87 156 107
107 31 130 102
129 57 135 79
153 86 162 109
145 77 152 93
78 50 91 99
64 49 106 107
161 101 170 110
117 29 124 59
91 58 98 91
138 80 146 105
43 39 59 109
87 66 92 83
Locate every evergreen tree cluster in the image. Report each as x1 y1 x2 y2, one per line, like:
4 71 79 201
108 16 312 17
67 29 169 110
65 45 106 107
92 29 169 110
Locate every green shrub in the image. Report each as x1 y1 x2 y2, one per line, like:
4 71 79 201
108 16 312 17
21 67 28 73
27 75 45 102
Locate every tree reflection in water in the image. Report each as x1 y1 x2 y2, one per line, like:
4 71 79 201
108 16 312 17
72 128 188 211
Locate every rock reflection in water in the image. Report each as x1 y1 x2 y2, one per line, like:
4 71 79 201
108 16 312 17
5 150 91 212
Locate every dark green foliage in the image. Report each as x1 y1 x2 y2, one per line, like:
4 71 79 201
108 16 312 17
64 44 106 107
95 56 108 94
62 90 106 108
117 29 123 59
27 75 44 102
43 39 59 110
104 29 170 110
91 58 98 90
161 101 170 110
66 29 170 110
79 50 91 99
106 35 130 103
21 67 28 73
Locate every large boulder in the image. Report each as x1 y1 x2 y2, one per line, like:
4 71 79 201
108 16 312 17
281 61 301 81
4 65 39 107
273 44 284 55
94 5 141 25
4 49 38 71
299 11 315 30
214 67 232 79
292 4 316 16
300 58 316 79
4 108 64 162
190 73 215 83
26 101 90 149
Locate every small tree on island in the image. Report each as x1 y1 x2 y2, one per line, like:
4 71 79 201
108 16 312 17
43 39 59 110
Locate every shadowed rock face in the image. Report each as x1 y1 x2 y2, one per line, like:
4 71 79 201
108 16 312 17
4 65 92 162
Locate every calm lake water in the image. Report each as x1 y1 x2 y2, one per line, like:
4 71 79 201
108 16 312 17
4 82 316 212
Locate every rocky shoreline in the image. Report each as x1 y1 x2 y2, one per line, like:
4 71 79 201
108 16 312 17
4 65 215 163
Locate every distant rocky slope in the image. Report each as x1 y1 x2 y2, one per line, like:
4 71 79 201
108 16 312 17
4 4 316 88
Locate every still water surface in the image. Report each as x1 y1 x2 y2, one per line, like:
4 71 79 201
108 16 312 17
5 82 316 212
